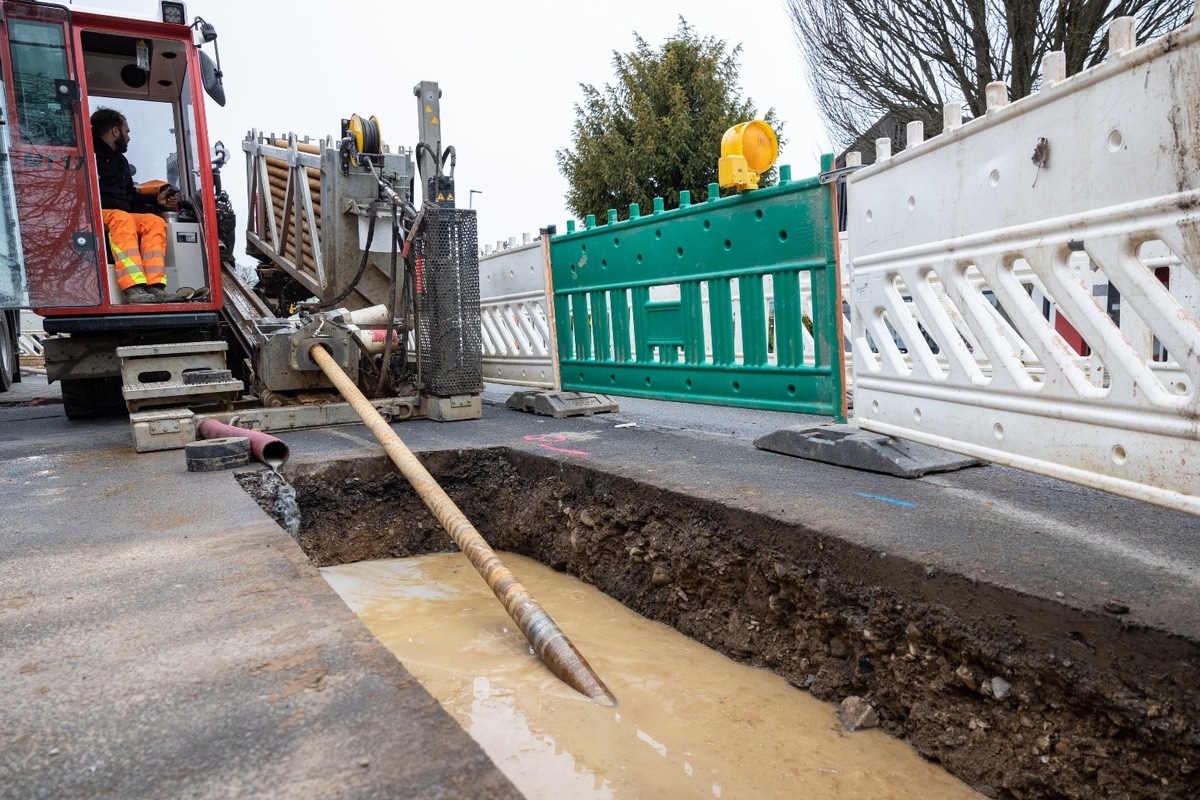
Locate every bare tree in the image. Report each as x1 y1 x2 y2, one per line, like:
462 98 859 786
788 0 1195 149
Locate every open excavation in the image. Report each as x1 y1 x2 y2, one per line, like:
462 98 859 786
320 551 983 799
239 448 1199 800
1 1 1197 799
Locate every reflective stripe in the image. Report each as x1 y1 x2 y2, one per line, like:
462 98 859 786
103 209 168 291
142 248 166 281
107 230 147 290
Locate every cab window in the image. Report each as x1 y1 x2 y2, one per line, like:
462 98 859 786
9 19 77 147
87 96 178 187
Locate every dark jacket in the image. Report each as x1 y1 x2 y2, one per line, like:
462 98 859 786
93 137 158 214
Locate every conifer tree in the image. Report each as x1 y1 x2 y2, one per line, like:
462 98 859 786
558 18 783 221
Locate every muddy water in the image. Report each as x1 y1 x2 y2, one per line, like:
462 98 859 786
322 554 979 800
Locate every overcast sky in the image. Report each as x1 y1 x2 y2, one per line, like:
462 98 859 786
76 0 830 252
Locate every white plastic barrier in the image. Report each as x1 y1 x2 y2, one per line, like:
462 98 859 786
16 310 45 364
477 233 849 390
478 234 556 388
847 17 1200 515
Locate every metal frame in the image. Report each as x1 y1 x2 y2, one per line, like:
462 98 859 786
243 131 327 295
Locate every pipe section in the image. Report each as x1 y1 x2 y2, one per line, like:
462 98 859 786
309 344 616 707
197 418 290 469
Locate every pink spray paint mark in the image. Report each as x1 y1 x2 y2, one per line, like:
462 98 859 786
523 433 591 456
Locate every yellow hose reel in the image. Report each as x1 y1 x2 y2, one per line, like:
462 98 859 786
347 113 383 156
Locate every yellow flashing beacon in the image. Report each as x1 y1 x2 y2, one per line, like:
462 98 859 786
718 120 779 191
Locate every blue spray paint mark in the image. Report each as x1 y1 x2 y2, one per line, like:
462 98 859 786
854 492 915 508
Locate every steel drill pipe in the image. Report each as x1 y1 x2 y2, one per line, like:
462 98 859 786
267 183 321 217
266 174 322 205
271 138 322 156
309 344 616 707
266 164 321 194
197 418 290 469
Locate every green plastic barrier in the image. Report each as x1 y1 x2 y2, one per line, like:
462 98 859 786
549 155 845 420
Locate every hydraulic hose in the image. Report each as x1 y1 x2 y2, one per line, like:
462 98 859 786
374 202 401 396
309 344 616 707
319 200 378 310
415 142 439 183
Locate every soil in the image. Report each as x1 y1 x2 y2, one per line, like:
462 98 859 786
238 448 1200 800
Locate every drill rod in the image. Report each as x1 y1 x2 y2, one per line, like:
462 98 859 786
309 344 616 706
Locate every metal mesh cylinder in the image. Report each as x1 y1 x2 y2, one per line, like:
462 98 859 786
416 207 482 397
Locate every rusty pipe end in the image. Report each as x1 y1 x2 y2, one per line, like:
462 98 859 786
559 660 616 707
198 418 290 468
539 632 616 707
257 439 289 469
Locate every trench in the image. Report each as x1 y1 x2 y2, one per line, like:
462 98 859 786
238 448 1199 800
322 552 978 798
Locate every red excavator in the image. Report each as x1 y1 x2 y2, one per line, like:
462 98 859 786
0 0 233 417
1 1 481 428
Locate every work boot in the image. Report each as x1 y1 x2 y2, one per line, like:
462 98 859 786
145 284 185 303
122 285 158 305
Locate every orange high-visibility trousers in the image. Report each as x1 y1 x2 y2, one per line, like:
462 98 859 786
102 209 167 290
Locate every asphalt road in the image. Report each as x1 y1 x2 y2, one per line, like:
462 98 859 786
1 373 1197 797
0 374 520 799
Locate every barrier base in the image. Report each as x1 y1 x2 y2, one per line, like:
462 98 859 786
506 390 619 419
426 394 483 423
754 423 982 478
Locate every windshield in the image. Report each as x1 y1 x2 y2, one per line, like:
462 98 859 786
87 96 178 188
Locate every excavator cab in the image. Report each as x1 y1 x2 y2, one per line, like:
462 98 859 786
0 0 225 315
0 1 229 417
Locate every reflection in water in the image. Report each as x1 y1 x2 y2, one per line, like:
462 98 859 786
322 553 979 800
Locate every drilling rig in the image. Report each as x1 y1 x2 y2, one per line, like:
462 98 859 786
0 1 482 437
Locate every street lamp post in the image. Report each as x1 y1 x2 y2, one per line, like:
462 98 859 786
469 189 482 209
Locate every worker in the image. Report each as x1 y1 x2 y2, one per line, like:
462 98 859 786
90 107 181 305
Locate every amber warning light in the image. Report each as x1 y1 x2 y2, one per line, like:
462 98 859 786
718 120 779 191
